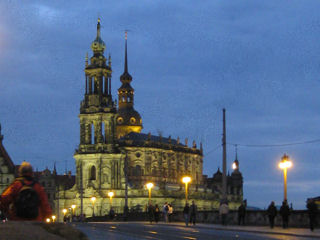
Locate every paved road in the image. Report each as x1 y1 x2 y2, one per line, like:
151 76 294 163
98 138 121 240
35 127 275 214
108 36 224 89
74 222 314 240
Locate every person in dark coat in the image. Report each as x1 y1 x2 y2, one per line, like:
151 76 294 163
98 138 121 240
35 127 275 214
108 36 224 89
189 201 197 226
147 203 155 224
307 199 318 231
280 200 290 229
238 202 246 225
183 203 190 227
154 204 160 223
267 201 277 228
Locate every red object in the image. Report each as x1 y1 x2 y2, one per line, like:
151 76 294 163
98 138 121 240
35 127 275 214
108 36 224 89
0 178 52 221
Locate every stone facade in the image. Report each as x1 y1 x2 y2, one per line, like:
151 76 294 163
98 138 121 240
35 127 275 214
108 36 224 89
0 125 15 194
53 19 243 220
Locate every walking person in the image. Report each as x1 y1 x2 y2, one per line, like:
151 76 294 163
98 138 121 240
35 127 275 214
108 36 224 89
238 202 246 225
0 162 52 221
168 204 173 222
154 204 160 223
280 200 290 229
163 202 169 222
147 203 155 224
189 201 197 226
219 201 229 225
267 201 277 228
183 203 190 226
307 199 318 231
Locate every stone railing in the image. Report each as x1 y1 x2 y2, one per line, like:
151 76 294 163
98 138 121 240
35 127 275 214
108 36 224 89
98 210 316 228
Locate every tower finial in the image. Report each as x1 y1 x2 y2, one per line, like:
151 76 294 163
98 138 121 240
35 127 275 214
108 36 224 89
124 31 128 73
108 53 112 67
85 52 88 67
235 144 238 161
97 18 101 38
0 123 3 142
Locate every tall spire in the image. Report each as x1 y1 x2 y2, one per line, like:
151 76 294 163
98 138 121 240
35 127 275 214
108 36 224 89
124 31 128 73
97 18 101 38
120 31 132 83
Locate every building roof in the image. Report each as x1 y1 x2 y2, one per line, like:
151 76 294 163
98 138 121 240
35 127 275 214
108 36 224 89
0 130 15 174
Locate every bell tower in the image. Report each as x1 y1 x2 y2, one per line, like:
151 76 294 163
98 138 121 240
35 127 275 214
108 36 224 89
78 18 117 152
74 20 123 213
116 32 142 138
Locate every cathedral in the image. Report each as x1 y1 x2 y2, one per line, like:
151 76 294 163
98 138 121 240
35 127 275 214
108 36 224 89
0 19 243 220
54 19 243 219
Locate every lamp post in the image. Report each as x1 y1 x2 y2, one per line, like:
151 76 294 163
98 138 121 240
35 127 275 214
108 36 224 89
62 209 67 222
91 197 96 217
182 176 191 202
108 192 114 207
51 215 56 223
279 154 292 201
146 182 154 203
71 204 76 221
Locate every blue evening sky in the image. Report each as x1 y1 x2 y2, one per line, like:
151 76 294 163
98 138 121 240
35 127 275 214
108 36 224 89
0 1 320 209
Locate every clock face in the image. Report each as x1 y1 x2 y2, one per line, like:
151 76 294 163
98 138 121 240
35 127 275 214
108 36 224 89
117 117 124 124
130 117 136 124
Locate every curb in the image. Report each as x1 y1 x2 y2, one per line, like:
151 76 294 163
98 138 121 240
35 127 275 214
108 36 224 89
164 222 320 239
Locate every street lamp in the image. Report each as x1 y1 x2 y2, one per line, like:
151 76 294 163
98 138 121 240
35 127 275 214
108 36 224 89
91 197 96 217
71 205 76 216
279 154 292 201
62 208 67 216
182 176 191 202
146 182 154 202
51 215 56 223
108 192 114 206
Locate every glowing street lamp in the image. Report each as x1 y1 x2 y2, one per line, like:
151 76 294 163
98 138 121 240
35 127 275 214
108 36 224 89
91 197 96 217
51 215 56 223
146 182 154 202
46 218 51 223
279 154 292 201
71 204 76 215
108 192 114 206
62 208 67 216
182 176 191 202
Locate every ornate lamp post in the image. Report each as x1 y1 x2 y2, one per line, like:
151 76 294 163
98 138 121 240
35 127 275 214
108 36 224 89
279 154 292 201
146 182 154 202
182 176 191 202
108 192 114 207
91 197 96 217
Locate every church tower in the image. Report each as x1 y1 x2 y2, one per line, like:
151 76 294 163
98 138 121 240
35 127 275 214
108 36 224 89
74 20 124 217
116 32 142 138
78 18 116 151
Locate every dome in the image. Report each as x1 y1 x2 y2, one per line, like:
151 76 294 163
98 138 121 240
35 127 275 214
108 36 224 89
117 108 142 127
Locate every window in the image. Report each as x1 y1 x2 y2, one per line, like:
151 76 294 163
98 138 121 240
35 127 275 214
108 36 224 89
6 178 9 183
90 166 96 180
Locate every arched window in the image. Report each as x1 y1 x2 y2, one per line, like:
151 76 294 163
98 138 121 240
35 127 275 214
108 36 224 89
122 96 125 102
90 166 96 180
127 97 130 102
91 123 95 144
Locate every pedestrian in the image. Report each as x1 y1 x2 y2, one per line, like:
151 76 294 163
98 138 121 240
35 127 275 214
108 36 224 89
238 202 246 225
0 162 52 221
307 199 318 231
189 201 197 226
148 203 154 224
168 204 173 222
280 200 290 229
219 201 229 225
154 204 160 223
267 201 277 228
109 208 115 221
183 202 190 226
163 202 169 222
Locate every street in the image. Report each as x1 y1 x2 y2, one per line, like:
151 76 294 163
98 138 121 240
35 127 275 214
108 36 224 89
74 222 315 240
